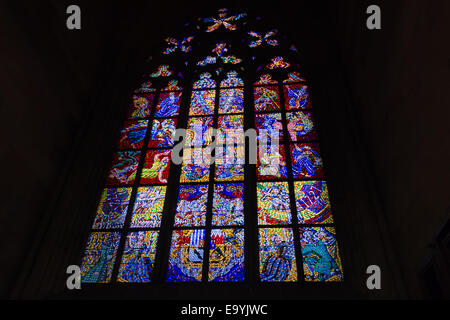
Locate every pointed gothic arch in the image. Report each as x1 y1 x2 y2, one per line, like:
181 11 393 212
80 8 344 286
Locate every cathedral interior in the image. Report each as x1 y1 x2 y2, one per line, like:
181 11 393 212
1 0 449 300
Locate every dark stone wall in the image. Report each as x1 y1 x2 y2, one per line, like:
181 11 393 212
1 0 448 299
334 0 450 298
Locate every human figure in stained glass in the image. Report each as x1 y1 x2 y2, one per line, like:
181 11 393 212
291 144 322 178
156 93 180 117
261 233 293 281
120 233 153 282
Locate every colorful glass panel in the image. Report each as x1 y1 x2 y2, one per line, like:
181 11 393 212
128 94 153 119
174 184 209 227
290 143 324 179
117 120 148 149
161 80 183 91
286 111 318 142
185 116 214 146
299 227 343 282
106 151 140 186
219 88 244 114
180 151 211 183
294 181 333 224
283 72 306 83
248 30 278 48
148 118 177 148
193 73 216 89
283 84 311 110
167 229 205 282
203 9 246 32
197 56 217 67
140 149 171 184
154 92 182 117
254 74 277 86
130 186 167 228
257 182 291 225
189 90 216 115
257 145 288 180
150 65 173 77
81 232 121 283
215 144 245 165
212 183 244 226
117 231 159 282
255 113 283 144
220 71 243 87
254 86 281 111
163 36 194 54
222 55 242 64
215 165 244 182
92 188 132 229
259 228 297 282
208 228 245 282
217 114 244 144
135 82 156 94
267 56 290 69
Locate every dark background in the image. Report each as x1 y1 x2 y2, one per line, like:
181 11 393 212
1 0 449 299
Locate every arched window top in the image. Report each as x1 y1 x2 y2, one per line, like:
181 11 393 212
193 72 216 89
220 70 243 88
81 9 344 287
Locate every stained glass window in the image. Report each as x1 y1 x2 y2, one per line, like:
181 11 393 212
254 86 281 112
106 151 140 186
190 90 215 115
193 73 216 89
185 116 214 147
131 186 167 228
155 92 182 117
255 113 284 143
82 68 183 282
148 118 177 148
259 228 297 282
82 8 343 286
140 149 171 184
286 111 318 141
212 183 244 226
248 30 279 48
128 94 153 118
208 228 245 282
93 188 132 229
220 71 244 88
267 56 290 69
167 229 205 282
81 232 121 283
174 184 208 227
299 227 343 282
294 181 332 224
118 231 159 282
257 145 288 180
257 182 292 225
117 120 148 149
283 83 311 110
